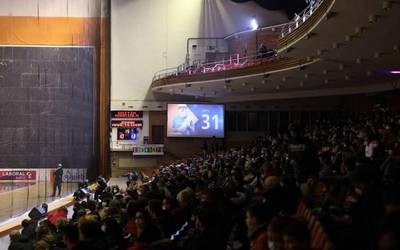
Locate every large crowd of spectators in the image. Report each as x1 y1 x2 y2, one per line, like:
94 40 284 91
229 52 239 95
8 107 400 250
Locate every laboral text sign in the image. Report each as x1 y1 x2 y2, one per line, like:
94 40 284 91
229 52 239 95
0 170 37 182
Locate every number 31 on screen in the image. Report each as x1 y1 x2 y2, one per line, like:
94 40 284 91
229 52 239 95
201 114 219 130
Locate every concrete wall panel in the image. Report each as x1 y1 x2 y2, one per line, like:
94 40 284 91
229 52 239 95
0 46 95 169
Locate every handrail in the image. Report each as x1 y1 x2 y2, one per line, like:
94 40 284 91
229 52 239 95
279 0 323 39
152 57 317 88
152 49 277 82
152 0 326 84
223 22 288 40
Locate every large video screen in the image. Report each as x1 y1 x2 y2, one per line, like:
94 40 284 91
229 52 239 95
167 104 224 138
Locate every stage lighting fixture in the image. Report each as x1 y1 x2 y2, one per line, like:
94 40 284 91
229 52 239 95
250 18 258 31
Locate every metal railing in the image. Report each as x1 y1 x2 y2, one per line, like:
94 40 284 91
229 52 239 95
279 0 324 38
152 0 325 83
152 50 277 83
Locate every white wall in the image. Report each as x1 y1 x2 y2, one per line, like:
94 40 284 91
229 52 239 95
111 0 287 105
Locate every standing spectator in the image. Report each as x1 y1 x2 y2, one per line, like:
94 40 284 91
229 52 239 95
95 176 108 201
52 163 63 197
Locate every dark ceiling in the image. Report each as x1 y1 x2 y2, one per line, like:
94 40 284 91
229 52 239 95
230 0 308 19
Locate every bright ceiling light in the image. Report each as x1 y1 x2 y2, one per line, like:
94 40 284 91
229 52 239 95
250 18 259 30
389 70 400 74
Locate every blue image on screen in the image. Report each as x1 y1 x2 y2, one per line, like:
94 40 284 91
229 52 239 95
117 128 139 140
172 104 224 138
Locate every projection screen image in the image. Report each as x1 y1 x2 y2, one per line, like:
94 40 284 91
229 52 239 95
167 104 224 138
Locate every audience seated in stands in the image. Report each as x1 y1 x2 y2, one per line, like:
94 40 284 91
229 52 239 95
9 108 400 250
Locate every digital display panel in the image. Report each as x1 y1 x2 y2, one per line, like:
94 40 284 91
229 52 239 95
111 120 143 128
117 128 139 140
111 111 143 119
167 104 224 138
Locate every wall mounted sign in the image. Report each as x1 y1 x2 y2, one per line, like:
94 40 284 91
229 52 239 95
111 111 143 119
111 120 143 128
0 170 37 182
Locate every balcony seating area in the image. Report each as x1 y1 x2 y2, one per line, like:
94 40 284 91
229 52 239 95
152 0 334 89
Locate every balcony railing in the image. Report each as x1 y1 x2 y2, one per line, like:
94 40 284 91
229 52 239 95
279 0 324 40
152 50 277 82
278 0 334 50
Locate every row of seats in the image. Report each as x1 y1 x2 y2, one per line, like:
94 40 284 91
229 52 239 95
296 200 333 250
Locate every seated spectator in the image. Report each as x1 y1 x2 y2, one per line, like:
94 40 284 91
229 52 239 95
245 203 272 250
76 215 107 250
62 224 79 250
123 200 140 238
48 207 68 226
148 199 176 238
86 200 101 220
162 197 178 212
21 219 36 242
171 189 193 227
376 214 400 250
54 217 68 247
383 186 400 215
103 217 124 249
36 222 56 247
134 209 162 245
267 216 294 250
283 220 310 250
187 207 224 250
8 230 33 250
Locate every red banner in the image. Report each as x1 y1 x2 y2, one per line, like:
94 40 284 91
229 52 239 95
0 170 37 181
111 111 143 119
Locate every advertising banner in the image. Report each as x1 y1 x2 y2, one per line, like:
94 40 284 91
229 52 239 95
0 170 37 182
62 168 87 182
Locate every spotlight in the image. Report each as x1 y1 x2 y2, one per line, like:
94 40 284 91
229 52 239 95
250 18 259 31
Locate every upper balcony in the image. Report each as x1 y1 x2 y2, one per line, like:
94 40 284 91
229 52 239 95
151 0 334 91
151 0 400 102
